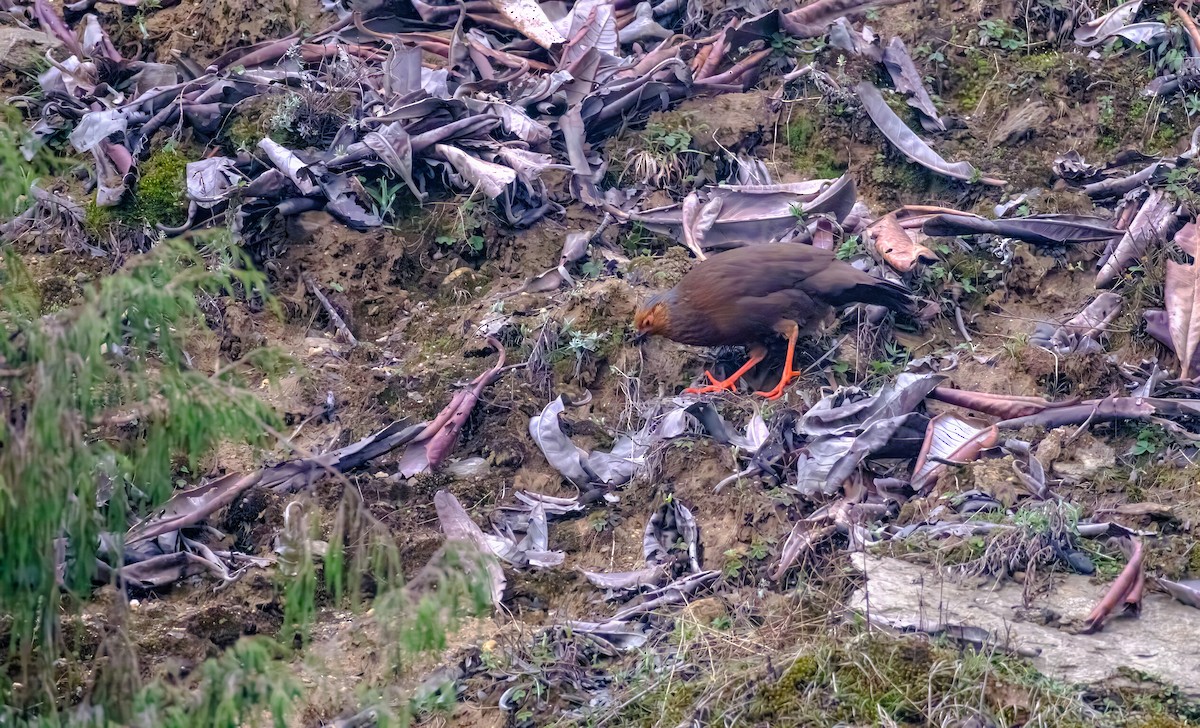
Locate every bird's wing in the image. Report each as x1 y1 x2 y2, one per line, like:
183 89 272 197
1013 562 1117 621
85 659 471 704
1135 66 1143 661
715 244 912 313
799 266 914 313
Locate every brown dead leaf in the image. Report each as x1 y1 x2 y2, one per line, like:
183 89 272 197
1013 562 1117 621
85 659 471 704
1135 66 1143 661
1165 250 1200 378
868 213 938 273
1097 502 1177 521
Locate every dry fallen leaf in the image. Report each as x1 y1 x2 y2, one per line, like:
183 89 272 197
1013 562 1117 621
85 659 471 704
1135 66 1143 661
868 213 938 272
487 0 567 49
1165 249 1200 379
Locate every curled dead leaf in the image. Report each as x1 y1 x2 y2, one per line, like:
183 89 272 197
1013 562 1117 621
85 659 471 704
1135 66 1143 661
867 213 938 272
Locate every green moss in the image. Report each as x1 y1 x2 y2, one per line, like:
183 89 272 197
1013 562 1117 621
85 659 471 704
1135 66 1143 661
1148 123 1180 155
832 636 946 722
785 116 845 179
1100 668 1200 725
870 153 931 194
225 94 299 151
227 113 269 151
616 681 702 727
83 200 115 238
746 654 821 721
1130 98 1151 120
127 147 189 227
1018 52 1063 75
424 332 464 356
950 52 993 112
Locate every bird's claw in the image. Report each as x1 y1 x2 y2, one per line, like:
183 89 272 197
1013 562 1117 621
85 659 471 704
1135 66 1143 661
684 370 737 395
754 371 801 400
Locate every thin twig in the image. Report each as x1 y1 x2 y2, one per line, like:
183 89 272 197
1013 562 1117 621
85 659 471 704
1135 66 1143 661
302 272 358 347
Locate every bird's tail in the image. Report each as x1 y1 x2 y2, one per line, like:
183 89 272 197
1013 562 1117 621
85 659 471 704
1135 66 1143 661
857 277 917 315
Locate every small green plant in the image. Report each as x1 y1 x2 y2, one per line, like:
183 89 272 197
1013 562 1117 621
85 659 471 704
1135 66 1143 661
618 221 658 256
1185 93 1200 118
268 93 304 136
1097 95 1116 128
621 120 706 189
915 41 946 67
836 234 862 260
364 175 404 226
976 19 1024 50
0 108 67 218
642 122 695 156
433 197 489 256
1002 333 1029 360
722 548 745 579
132 0 163 38
748 537 774 561
1132 424 1167 457
1166 166 1200 210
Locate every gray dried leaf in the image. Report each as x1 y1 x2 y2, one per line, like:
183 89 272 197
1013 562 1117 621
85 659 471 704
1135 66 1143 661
258 137 316 195
434 490 507 605
881 37 944 132
825 413 928 494
132 63 178 96
1158 578 1200 608
488 0 567 49
70 109 126 153
618 3 671 44
495 146 570 181
773 520 838 579
1075 0 1169 47
481 102 553 146
185 157 239 208
911 413 999 492
794 435 855 496
582 567 664 590
529 396 598 485
922 213 1121 245
799 372 944 437
1054 150 1103 182
680 192 720 260
435 144 517 198
631 177 855 248
362 123 422 201
112 552 222 589
1031 292 1123 354
1097 188 1178 288
829 18 882 61
856 82 1004 186
1074 0 1143 45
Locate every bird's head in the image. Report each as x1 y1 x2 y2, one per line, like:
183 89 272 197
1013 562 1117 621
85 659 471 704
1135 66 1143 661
633 292 672 342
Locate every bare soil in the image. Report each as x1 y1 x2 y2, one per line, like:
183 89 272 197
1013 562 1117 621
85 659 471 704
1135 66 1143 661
7 0 1200 724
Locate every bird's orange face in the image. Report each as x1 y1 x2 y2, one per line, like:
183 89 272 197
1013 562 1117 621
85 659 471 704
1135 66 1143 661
633 301 669 338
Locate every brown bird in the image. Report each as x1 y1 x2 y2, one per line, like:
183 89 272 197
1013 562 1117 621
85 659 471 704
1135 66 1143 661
633 243 915 400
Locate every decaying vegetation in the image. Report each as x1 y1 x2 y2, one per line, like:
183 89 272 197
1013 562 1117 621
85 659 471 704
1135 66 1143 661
3 0 1200 725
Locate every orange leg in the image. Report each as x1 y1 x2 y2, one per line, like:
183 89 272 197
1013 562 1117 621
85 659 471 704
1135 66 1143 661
684 345 767 395
755 320 802 400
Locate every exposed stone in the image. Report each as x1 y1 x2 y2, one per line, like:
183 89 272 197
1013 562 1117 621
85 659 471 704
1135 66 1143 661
848 553 1200 697
0 28 61 72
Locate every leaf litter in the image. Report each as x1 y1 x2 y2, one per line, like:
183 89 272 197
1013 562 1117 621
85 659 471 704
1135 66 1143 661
8 0 1200 721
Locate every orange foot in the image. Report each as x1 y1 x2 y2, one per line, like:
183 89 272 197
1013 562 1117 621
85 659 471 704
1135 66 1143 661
754 320 801 400
684 371 741 395
754 368 801 400
682 346 767 396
